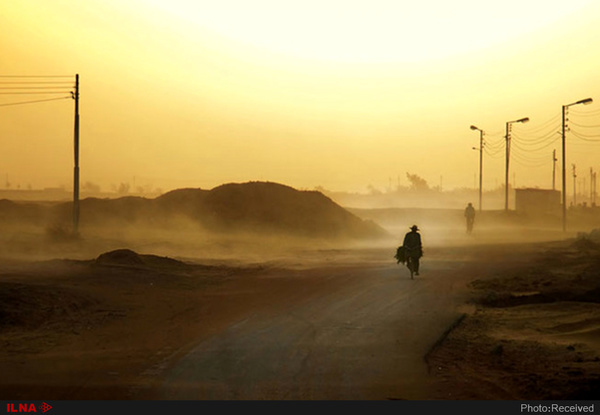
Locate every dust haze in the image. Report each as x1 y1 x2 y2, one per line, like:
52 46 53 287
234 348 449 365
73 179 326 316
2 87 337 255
2 180 600 400
2 181 594 264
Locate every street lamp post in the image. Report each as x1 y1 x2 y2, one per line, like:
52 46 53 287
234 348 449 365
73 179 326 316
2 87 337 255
505 117 529 212
470 125 484 212
562 98 593 232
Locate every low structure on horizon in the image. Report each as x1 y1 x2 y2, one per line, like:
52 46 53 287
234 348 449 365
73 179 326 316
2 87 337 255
515 188 561 215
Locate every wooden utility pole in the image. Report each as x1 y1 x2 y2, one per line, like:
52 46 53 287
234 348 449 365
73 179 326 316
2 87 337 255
504 117 528 212
590 168 594 204
593 171 597 206
469 125 484 212
72 74 80 235
552 149 557 190
572 164 577 206
505 122 510 212
562 98 593 231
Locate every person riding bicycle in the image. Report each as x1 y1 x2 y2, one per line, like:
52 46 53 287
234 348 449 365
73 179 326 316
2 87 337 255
403 225 423 276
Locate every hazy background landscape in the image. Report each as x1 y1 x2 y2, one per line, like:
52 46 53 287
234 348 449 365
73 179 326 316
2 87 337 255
2 0 600 198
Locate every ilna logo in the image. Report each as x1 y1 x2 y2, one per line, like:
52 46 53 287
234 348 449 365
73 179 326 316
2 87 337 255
6 403 52 413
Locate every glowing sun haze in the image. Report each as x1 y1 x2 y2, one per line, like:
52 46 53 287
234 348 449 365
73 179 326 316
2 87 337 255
144 0 590 63
2 0 600 199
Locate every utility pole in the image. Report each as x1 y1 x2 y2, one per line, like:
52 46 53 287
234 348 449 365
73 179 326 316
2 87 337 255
505 122 510 212
590 168 594 203
562 106 567 229
552 149 557 190
470 125 484 212
562 98 593 231
572 164 577 206
505 117 529 212
72 74 80 235
593 171 597 206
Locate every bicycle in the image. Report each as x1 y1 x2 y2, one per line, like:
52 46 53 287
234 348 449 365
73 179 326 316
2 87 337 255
395 246 420 279
406 255 415 279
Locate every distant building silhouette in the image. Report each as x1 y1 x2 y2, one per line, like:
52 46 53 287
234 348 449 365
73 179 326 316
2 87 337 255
515 188 560 215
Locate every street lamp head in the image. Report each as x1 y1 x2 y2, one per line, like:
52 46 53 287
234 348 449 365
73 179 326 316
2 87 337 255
470 125 478 130
567 98 593 107
507 117 529 126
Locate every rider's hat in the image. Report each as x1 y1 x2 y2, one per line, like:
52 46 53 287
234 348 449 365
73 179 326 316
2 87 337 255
410 225 419 231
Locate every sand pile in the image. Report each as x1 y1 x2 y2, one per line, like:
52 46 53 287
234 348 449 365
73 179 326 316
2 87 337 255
2 182 387 241
94 249 189 271
192 182 386 238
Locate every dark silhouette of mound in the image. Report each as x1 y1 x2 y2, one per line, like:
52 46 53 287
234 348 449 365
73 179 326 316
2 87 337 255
4 181 388 240
0 199 49 225
95 249 188 270
95 249 146 266
155 188 209 210
195 182 386 238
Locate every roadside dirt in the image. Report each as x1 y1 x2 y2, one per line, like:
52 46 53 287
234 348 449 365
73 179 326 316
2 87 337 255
427 237 600 399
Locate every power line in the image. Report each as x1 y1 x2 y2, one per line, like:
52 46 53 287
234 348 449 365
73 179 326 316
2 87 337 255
569 120 600 128
482 136 504 149
483 146 504 159
511 153 550 168
570 129 600 141
570 107 600 117
512 129 560 144
0 81 74 84
512 135 559 152
520 114 561 134
483 129 505 137
0 96 71 107
0 75 72 78
0 86 76 90
0 91 73 95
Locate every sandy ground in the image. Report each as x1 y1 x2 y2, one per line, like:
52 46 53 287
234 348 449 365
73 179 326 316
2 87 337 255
1 230 599 400
427 236 600 400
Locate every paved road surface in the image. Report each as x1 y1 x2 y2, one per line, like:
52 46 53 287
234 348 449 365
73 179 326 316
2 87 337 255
160 248 477 400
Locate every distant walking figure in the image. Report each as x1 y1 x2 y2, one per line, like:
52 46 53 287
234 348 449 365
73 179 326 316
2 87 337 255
403 225 423 278
464 202 476 234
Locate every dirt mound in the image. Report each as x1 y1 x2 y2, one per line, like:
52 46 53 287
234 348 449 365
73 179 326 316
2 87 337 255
18 181 388 241
95 249 146 266
155 187 209 209
0 199 49 225
198 181 387 239
94 249 188 270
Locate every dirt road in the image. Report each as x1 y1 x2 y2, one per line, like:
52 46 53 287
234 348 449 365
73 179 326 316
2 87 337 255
160 257 474 400
0 239 571 400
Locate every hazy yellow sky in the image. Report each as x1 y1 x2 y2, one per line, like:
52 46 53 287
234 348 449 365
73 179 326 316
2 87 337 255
2 0 600 197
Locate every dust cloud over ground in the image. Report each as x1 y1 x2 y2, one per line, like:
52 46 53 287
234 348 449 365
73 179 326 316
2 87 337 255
0 181 387 264
1 181 600 399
